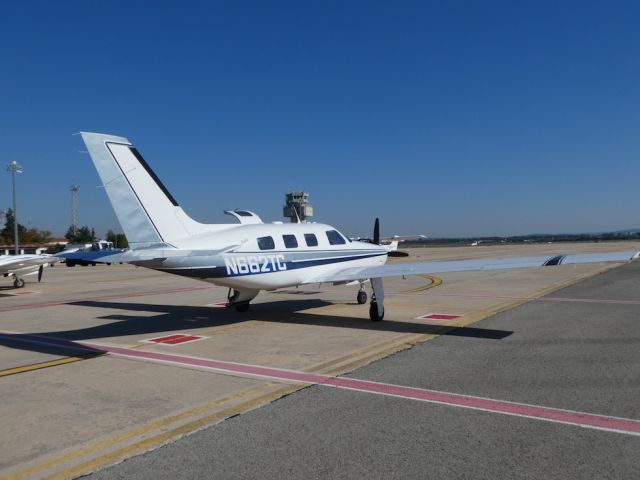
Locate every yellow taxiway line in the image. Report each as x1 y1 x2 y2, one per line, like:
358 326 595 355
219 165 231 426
0 354 103 378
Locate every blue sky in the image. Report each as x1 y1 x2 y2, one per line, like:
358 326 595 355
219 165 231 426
1 1 639 238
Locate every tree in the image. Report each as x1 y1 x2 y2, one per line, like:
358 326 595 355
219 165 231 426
22 228 52 244
1 208 26 244
106 230 128 248
65 225 97 243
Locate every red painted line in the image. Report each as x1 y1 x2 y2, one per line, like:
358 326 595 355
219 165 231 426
143 334 205 345
2 331 639 437
0 286 212 313
420 313 461 320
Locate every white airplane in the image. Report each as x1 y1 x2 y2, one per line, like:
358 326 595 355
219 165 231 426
0 254 52 288
58 132 640 321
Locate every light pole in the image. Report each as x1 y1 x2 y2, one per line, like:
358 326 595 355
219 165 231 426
7 161 23 255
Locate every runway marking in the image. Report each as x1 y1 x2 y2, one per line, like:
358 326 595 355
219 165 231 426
0 285 212 313
3 332 639 438
0 354 103 377
141 334 207 346
417 313 462 321
404 274 442 293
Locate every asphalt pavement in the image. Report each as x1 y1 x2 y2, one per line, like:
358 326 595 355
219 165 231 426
89 262 640 479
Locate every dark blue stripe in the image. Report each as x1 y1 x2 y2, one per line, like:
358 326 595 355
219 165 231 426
156 252 387 279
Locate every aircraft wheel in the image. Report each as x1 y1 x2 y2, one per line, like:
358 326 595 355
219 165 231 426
235 303 250 312
357 290 367 304
13 278 25 289
369 301 384 322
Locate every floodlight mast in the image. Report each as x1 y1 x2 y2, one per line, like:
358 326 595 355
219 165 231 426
6 161 23 254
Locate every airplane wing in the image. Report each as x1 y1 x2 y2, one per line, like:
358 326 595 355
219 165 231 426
308 250 640 283
0 255 54 274
55 247 236 264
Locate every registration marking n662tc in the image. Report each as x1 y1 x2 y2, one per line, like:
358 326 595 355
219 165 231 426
225 255 287 275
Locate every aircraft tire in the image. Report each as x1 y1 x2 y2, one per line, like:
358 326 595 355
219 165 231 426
13 278 25 289
369 302 384 321
235 303 250 312
357 291 367 304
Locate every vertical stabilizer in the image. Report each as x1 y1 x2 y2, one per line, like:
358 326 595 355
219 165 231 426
81 132 222 248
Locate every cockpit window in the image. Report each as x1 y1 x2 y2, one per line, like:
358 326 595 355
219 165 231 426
257 236 275 250
326 230 346 245
304 233 318 247
235 210 253 217
283 234 298 248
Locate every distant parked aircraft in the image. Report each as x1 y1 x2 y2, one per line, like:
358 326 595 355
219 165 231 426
0 254 53 288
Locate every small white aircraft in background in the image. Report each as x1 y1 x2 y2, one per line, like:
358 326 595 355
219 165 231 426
0 254 52 288
59 132 640 321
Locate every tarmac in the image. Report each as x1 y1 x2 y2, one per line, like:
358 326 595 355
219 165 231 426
0 241 639 479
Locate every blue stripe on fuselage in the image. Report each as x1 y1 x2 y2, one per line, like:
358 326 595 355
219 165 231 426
155 251 387 279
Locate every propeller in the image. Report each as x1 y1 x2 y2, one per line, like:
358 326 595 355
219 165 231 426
38 264 44 282
373 217 410 257
388 250 409 257
373 218 380 245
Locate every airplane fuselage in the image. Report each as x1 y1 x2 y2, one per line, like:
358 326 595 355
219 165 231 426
135 222 389 291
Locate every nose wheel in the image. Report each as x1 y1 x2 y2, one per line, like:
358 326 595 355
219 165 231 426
356 290 367 304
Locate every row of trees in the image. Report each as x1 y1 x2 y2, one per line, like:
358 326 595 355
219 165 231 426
1 208 127 248
0 209 53 245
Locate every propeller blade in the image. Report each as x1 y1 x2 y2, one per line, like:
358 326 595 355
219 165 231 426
388 250 409 257
38 264 44 282
373 218 380 245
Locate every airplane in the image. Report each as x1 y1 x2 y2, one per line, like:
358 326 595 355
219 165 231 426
0 254 53 288
58 132 640 321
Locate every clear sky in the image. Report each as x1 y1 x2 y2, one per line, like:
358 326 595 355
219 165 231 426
1 1 639 239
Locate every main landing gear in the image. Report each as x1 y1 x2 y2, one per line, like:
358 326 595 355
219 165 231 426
227 288 259 312
368 278 385 322
13 277 25 289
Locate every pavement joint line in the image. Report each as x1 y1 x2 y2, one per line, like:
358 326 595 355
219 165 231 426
39 385 301 480
0 285 213 313
405 291 640 306
6 332 639 439
195 319 262 337
2 382 294 480
0 353 104 377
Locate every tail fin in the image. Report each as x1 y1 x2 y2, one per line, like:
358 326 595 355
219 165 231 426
81 132 223 249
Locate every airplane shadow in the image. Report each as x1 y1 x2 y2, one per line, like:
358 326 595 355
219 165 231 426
0 299 512 358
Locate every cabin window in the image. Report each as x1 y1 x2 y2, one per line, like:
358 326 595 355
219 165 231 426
257 236 275 250
304 233 318 247
326 230 346 245
283 234 298 248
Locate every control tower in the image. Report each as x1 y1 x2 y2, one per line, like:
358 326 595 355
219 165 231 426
283 191 313 223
